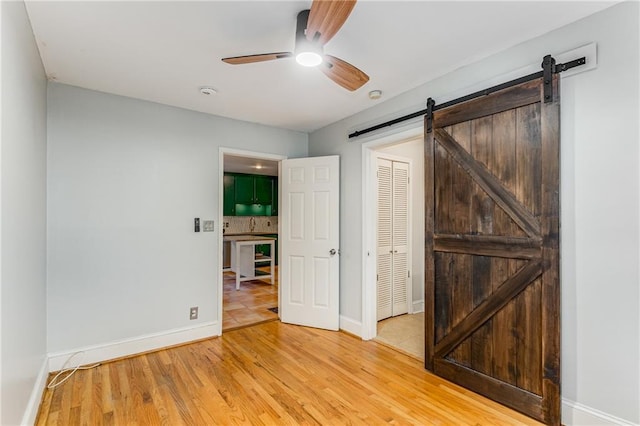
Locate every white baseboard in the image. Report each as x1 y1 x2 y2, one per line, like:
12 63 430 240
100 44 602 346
21 356 49 425
411 300 424 313
562 398 638 426
339 315 362 338
48 321 219 372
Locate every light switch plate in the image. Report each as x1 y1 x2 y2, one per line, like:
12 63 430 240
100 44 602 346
203 220 215 232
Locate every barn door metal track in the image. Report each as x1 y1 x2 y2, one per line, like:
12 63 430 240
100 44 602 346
348 54 585 139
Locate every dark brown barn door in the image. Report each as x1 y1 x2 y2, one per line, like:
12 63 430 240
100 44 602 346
424 76 560 425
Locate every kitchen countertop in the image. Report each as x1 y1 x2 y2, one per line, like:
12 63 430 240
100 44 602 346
223 235 277 242
223 232 277 236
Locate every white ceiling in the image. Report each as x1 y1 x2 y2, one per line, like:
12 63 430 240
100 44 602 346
25 1 614 133
224 154 279 176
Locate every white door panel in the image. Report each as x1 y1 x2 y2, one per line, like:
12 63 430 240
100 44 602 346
376 159 393 320
392 162 409 317
281 156 339 330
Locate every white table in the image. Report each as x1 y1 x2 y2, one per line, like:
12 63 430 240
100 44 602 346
224 235 275 290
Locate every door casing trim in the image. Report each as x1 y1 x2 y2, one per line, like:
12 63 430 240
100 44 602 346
218 148 287 335
361 124 423 340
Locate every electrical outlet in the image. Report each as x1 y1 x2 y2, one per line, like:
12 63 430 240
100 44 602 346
190 306 198 320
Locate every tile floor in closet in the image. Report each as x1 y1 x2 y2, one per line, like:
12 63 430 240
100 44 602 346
375 312 424 360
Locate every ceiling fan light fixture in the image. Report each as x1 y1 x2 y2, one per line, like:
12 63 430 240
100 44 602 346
222 2 368 90
296 51 323 67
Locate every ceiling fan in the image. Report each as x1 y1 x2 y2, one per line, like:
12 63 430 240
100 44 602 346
221 0 369 92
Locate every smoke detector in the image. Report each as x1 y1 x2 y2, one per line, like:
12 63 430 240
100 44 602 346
199 87 217 96
368 90 382 100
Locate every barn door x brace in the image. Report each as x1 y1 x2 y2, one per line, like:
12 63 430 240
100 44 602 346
348 54 585 139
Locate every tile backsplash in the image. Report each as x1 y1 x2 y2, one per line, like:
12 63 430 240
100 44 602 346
223 216 278 234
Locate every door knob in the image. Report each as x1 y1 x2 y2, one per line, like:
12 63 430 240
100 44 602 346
329 249 337 256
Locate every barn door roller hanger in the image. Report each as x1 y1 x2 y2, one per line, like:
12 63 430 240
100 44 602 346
349 54 586 138
542 54 586 102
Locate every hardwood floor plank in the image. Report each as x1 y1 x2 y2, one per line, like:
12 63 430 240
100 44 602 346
88 368 103 426
36 321 543 425
68 406 80 426
34 378 54 426
55 370 73 426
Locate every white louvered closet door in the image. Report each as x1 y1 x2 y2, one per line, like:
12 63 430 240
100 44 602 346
376 158 410 321
377 159 393 321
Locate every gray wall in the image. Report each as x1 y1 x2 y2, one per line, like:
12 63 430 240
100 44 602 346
0 1 48 424
309 2 639 424
47 83 307 352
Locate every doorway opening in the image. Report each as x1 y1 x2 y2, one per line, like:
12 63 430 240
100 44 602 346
218 149 286 333
361 125 425 359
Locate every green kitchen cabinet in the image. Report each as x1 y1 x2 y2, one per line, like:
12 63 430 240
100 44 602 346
234 174 255 204
271 176 278 215
223 174 236 215
224 173 278 216
254 176 273 204
234 174 273 205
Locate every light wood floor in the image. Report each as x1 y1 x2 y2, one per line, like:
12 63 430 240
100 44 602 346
36 321 542 425
223 266 278 331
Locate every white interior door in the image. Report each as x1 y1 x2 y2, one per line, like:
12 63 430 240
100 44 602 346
391 161 409 316
280 155 340 330
376 158 393 320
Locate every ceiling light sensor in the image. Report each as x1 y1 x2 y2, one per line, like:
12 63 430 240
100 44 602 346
199 87 217 96
368 90 382 100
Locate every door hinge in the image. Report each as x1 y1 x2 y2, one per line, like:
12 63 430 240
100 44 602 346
408 270 411 278
376 274 379 282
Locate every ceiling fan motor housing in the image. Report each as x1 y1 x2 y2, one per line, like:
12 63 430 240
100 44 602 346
295 10 323 58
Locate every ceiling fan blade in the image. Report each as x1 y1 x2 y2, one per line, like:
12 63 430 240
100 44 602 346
222 52 293 65
306 0 357 45
320 55 369 91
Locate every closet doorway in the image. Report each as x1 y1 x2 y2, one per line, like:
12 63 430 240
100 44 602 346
362 131 425 359
376 156 410 321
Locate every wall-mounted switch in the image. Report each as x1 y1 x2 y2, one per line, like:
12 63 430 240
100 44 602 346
203 220 215 232
194 218 200 232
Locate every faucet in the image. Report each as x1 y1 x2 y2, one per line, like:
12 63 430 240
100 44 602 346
249 217 256 232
